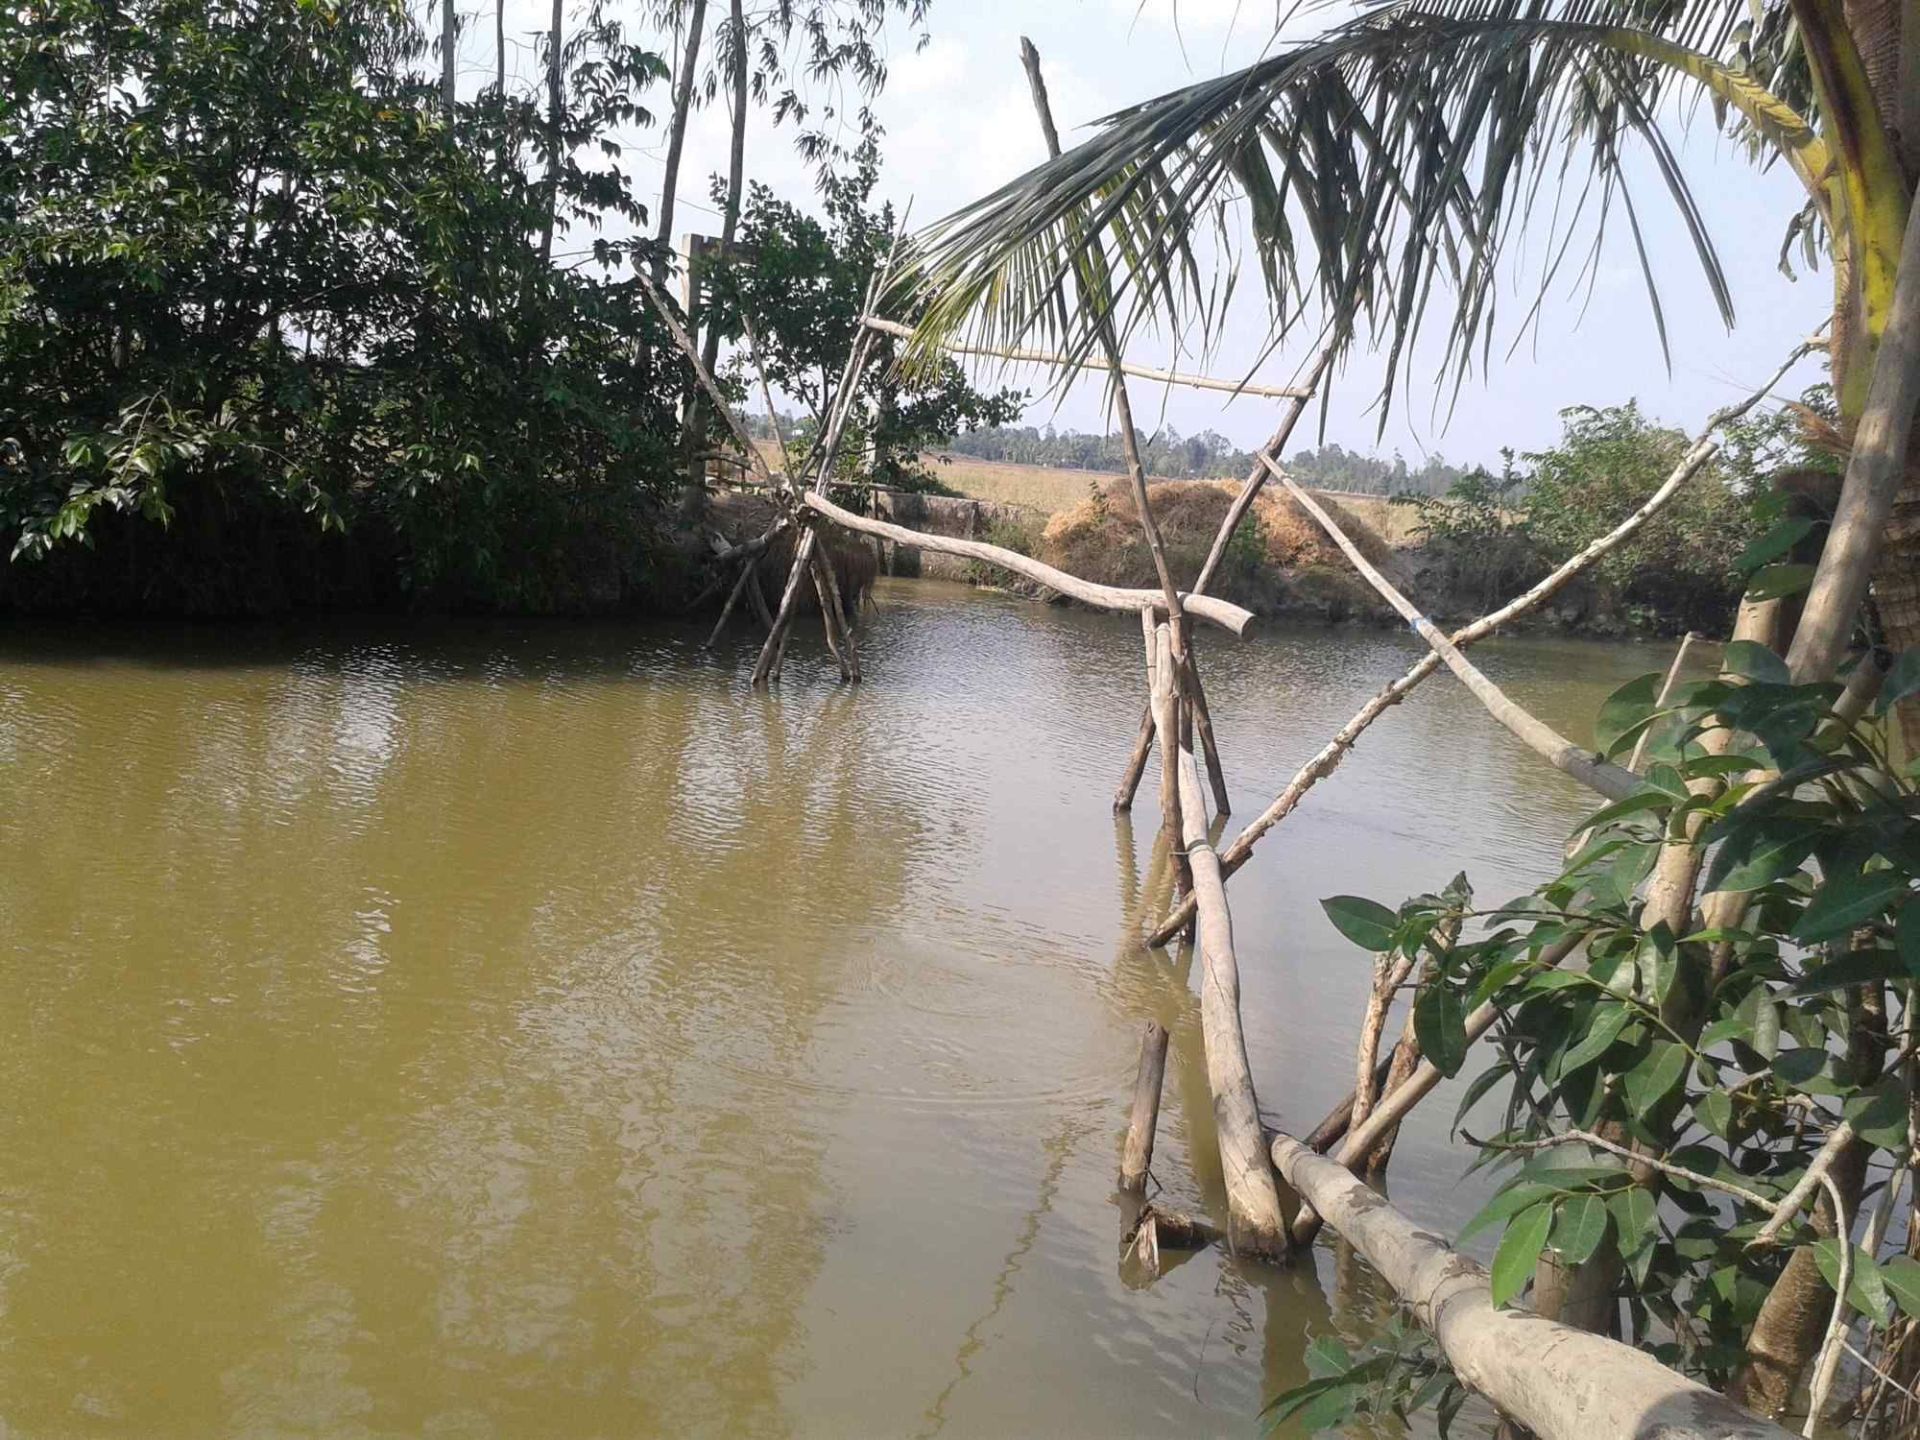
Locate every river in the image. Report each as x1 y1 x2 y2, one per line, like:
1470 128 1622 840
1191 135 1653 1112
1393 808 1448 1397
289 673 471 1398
0 579 1680 1438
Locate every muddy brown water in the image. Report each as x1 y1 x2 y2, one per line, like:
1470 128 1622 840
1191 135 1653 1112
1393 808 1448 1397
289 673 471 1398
0 580 1684 1438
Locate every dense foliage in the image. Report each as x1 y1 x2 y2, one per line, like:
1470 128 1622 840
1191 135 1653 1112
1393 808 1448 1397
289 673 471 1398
1277 628 1920 1436
1397 398 1839 632
0 0 721 612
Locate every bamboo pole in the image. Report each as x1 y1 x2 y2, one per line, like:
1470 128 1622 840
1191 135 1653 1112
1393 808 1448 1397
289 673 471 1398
1627 630 1699 772
1287 933 1583 1248
1273 461 1640 801
860 315 1314 401
1118 1021 1169 1193
1301 1045 1402 1153
1146 614 1181 845
707 557 759 647
1116 350 1333 812
1139 338 1815 946
753 318 882 686
1351 953 1417 1132
800 493 1257 635
1268 1137 1793 1440
1019 38 1206 760
1154 621 1288 1259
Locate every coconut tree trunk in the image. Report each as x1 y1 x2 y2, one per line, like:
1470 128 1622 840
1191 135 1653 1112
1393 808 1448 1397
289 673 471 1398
652 0 707 287
1826 0 1920 750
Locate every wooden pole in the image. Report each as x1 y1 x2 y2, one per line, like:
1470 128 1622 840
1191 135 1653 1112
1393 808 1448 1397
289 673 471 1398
707 556 759 647
1282 933 1582 1248
800 493 1257 635
1154 620 1289 1259
1118 1021 1169 1192
860 315 1314 401
1116 349 1333 813
1626 630 1699 772
1142 337 1819 947
1272 461 1640 801
1268 1137 1794 1440
1020 38 1220 815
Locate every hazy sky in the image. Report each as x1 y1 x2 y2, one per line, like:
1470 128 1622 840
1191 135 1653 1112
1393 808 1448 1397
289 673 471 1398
469 0 1830 468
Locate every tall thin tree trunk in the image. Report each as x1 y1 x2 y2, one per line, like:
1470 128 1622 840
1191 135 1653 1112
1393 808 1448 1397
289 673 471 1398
494 0 504 94
442 0 458 114
538 0 563 269
652 0 707 287
683 0 746 517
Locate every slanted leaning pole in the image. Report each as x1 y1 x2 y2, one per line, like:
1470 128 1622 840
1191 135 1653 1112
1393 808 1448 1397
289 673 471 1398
1115 348 1334 812
1020 37 1217 822
801 494 1256 634
1272 461 1640 802
1143 336 1815 948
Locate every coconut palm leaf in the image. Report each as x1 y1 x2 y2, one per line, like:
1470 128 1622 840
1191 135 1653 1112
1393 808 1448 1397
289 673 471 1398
902 0 1826 417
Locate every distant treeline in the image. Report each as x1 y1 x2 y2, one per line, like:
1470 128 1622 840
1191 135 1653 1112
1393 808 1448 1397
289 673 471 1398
939 425 1469 495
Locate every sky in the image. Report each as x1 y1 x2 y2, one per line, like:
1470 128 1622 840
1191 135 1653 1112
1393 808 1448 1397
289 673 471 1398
463 0 1832 470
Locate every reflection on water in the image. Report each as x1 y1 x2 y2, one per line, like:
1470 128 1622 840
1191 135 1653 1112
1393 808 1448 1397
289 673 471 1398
0 580 1679 1437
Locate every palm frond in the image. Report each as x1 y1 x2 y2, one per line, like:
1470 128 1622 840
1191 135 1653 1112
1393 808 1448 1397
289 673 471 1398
902 0 1817 421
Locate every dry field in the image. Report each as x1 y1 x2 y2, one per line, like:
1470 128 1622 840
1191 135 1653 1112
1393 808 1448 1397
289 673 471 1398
922 452 1423 548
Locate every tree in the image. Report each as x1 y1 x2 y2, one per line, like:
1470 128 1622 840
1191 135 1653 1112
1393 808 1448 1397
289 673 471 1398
709 142 1023 489
0 0 686 613
911 0 1916 729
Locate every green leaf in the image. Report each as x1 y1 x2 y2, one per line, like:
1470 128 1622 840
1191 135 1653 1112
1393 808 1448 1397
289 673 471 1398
1696 1089 1733 1139
1735 516 1814 574
1321 895 1398 952
1490 1202 1554 1307
1811 1239 1893 1323
1595 673 1662 759
1883 1256 1920 1320
1897 898 1920 976
1609 1185 1657 1258
1773 1048 1851 1096
1549 1193 1610 1268
1793 867 1908 943
1721 639 1791 685
1738 987 1782 1060
1415 986 1469 1078
1703 818 1819 894
1743 563 1815 602
1554 1002 1631 1079
1843 1077 1910 1149
1624 1041 1688 1118
1459 1180 1559 1244
1790 947 1910 994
